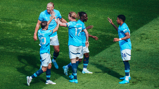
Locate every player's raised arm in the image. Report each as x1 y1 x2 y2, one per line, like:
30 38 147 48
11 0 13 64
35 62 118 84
53 19 60 33
44 12 55 30
85 25 98 40
108 17 118 31
34 20 42 41
83 29 89 47
60 18 67 23
58 20 67 27
86 25 93 30
89 34 98 40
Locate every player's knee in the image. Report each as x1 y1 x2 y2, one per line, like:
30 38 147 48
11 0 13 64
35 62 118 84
48 64 52 69
54 46 60 53
55 49 60 53
42 67 47 72
84 53 89 58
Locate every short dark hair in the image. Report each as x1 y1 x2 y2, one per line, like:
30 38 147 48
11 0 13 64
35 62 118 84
41 21 47 29
117 15 126 22
78 11 87 19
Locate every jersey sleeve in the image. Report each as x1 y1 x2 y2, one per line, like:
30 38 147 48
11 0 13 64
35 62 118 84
66 22 72 28
38 12 44 21
121 24 129 33
82 24 86 31
122 27 129 33
56 11 62 19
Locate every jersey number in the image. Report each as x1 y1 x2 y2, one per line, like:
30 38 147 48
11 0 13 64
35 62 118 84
75 27 82 36
40 37 46 45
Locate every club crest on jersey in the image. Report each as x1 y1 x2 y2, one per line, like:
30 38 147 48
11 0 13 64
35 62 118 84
123 29 127 32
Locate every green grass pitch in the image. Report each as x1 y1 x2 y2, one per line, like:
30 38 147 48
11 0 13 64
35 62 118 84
0 0 159 89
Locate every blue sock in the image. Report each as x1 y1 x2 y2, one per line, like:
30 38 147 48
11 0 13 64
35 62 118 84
31 69 43 78
76 61 79 68
67 62 72 68
123 61 127 70
127 62 130 76
83 57 89 68
128 62 130 70
123 61 130 76
46 69 51 80
53 51 59 60
40 57 42 69
71 63 77 79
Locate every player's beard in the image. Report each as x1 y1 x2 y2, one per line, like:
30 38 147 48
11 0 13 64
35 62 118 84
83 19 87 22
47 9 53 14
47 11 51 14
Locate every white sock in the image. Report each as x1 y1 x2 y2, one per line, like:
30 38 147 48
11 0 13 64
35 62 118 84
129 72 130 77
30 76 33 79
125 76 129 81
83 68 87 70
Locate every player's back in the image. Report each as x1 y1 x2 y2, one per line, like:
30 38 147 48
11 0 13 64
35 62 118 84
77 20 86 47
38 29 53 54
67 21 83 46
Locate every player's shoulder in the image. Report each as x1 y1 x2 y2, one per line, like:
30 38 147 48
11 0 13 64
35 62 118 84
44 30 52 34
120 23 128 29
122 23 128 28
67 21 75 27
40 10 47 15
54 9 60 13
77 20 84 25
77 20 86 28
67 21 73 25
38 29 43 36
77 20 83 23
38 28 42 32
43 30 52 37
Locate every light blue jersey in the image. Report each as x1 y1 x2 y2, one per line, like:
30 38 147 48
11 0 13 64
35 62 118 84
66 20 85 46
81 32 86 47
118 23 131 51
38 29 53 54
77 20 86 47
38 9 62 37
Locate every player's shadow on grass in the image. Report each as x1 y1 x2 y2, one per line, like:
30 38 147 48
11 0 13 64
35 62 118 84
66 62 86 74
91 62 123 79
17 53 72 84
50 57 71 80
17 54 46 85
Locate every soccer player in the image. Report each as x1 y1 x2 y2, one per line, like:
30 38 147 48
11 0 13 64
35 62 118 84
63 11 98 76
26 16 60 86
33 2 67 69
108 15 131 84
59 12 89 83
